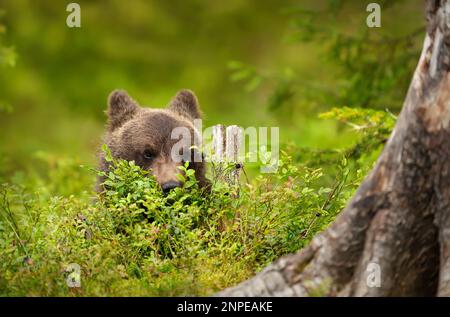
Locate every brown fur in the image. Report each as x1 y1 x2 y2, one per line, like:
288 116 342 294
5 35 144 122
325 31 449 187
97 89 209 192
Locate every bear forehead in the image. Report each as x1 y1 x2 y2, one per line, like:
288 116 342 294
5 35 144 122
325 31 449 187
118 109 196 147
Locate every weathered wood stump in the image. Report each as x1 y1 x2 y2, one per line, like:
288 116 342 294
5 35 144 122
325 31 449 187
211 124 243 192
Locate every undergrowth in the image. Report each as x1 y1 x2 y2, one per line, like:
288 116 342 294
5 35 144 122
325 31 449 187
0 108 394 296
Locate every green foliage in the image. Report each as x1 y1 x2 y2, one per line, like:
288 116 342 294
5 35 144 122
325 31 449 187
97 146 209 260
0 141 362 296
228 61 265 92
0 46 15 68
229 1 423 117
285 106 395 234
0 9 15 113
319 106 396 157
297 0 422 110
0 10 15 68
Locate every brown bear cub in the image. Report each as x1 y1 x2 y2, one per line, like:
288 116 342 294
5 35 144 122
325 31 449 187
97 89 209 194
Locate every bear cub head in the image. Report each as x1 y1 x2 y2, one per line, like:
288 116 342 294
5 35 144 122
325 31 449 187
98 89 209 194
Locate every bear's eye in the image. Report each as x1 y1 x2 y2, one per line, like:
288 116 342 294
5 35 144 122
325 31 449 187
143 150 154 161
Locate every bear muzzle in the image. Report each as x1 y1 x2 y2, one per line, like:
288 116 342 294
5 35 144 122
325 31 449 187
161 181 183 194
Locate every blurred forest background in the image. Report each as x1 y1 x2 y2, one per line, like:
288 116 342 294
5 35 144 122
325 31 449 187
0 0 424 182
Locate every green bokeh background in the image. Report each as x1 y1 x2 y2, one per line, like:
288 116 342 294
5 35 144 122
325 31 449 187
0 0 424 176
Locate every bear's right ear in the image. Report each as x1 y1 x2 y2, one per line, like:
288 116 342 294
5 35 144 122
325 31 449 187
167 89 201 121
107 90 139 131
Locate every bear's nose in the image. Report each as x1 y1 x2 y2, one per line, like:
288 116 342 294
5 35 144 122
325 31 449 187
161 181 182 194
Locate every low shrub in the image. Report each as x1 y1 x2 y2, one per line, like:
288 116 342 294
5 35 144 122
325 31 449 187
0 108 391 296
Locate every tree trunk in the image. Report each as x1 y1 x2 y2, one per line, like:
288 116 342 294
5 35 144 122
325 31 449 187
218 0 450 297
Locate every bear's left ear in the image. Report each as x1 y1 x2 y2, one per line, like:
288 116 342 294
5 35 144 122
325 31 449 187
167 89 201 121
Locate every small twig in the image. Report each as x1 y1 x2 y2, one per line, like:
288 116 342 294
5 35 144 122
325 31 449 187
241 165 250 185
301 175 342 239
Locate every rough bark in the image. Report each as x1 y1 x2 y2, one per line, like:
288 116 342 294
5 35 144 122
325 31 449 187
218 0 450 297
